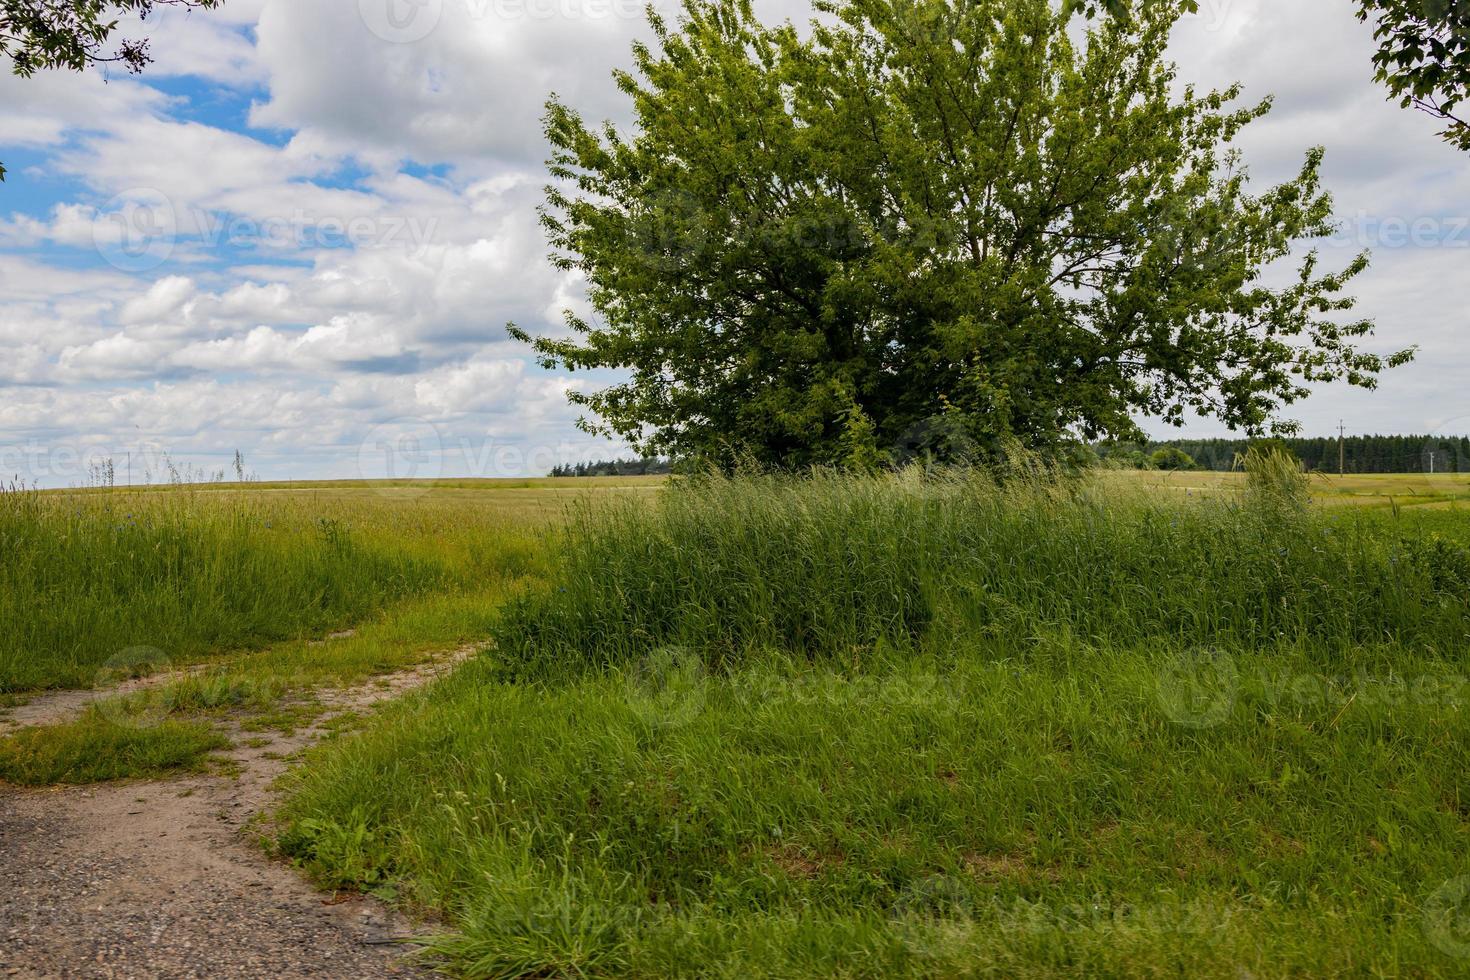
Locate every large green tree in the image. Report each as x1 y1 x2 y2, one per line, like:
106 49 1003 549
515 0 1412 468
1 0 221 180
1356 0 1470 151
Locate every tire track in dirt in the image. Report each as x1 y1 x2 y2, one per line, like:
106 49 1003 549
0 664 215 736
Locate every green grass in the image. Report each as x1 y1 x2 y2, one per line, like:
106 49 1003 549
492 469 1470 672
0 480 586 692
276 469 1470 977
0 579 550 785
0 475 596 782
279 648 1470 976
138 586 531 716
9 467 1469 971
0 709 228 785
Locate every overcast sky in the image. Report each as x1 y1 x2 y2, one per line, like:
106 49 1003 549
1 0 1467 486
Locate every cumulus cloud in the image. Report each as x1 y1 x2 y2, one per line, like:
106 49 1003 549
249 0 655 168
0 0 1467 484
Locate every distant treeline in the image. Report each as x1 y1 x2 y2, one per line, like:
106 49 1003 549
557 440 1468 476
1097 436 1470 473
550 458 673 477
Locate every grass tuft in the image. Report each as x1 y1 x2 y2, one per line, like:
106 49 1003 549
492 469 1470 675
0 710 227 785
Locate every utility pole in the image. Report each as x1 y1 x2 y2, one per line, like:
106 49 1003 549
1338 420 1346 476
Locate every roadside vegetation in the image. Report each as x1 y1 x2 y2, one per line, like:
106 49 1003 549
7 0 1470 974
275 461 1470 977
0 479 647 784
0 482 566 692
488 463 1470 672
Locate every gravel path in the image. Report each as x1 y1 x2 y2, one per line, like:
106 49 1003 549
0 649 474 979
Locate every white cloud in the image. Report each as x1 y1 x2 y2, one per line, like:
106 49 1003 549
0 71 167 154
248 0 655 169
120 275 198 324
1 0 1468 484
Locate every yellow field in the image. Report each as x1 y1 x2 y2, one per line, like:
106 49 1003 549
46 469 1470 514
45 475 668 525
211 476 668 523
1105 469 1470 509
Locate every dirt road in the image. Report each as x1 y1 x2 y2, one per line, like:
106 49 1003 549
0 652 471 979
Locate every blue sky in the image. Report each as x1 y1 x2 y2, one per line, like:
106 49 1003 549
2 0 1468 486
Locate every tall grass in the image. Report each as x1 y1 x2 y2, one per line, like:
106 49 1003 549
276 469 1470 976
0 484 544 691
494 467 1470 676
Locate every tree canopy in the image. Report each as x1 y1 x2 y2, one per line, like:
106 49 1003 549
515 0 1413 469
1356 0 1470 151
1 0 221 180
1149 446 1197 470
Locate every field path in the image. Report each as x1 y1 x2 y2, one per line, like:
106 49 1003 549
0 648 473 979
0 664 217 735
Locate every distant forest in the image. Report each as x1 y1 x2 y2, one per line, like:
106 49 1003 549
556 439 1470 476
550 458 674 477
1099 435 1470 473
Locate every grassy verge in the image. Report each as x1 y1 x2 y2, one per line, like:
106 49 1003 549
278 647 1470 976
0 473 575 780
277 470 1470 977
0 483 551 692
0 709 228 785
0 582 539 785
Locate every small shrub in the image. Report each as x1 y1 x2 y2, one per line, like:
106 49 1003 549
1150 447 1196 471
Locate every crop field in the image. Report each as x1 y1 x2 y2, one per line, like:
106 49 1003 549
1117 470 1470 510
3 467 1470 976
